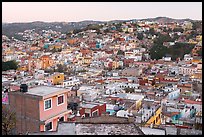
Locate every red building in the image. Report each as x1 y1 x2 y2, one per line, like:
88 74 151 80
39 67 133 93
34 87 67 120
79 102 106 118
123 59 134 67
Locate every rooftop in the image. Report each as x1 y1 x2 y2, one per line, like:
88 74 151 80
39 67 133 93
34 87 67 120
29 123 143 135
76 123 143 135
80 103 98 109
27 86 68 97
139 127 165 135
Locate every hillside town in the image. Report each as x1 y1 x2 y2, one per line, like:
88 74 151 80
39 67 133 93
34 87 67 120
2 19 202 135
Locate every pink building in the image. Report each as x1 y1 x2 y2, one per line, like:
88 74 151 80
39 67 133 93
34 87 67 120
9 85 72 134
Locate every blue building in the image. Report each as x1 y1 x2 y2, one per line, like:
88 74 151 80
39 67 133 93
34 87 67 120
96 41 102 48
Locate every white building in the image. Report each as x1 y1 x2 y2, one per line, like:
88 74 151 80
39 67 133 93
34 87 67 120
63 77 80 88
184 54 193 62
179 65 197 76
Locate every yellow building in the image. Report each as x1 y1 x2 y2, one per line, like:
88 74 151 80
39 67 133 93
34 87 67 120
122 27 128 32
112 61 120 69
135 99 143 110
50 73 65 85
196 35 202 41
51 45 62 50
145 107 162 127
188 39 198 44
83 57 92 65
17 65 28 71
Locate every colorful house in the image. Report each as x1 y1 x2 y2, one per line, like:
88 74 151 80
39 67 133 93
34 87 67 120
79 102 106 118
145 107 162 127
96 41 102 48
17 65 29 71
43 43 50 49
40 55 54 70
67 38 77 45
28 58 42 71
47 73 65 85
8 86 72 134
83 57 92 65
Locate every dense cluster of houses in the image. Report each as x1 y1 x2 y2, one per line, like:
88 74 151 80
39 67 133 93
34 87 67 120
2 20 202 135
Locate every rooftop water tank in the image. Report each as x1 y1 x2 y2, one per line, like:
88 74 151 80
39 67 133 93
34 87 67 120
20 84 28 93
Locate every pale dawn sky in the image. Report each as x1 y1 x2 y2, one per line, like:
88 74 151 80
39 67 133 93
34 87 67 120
2 2 202 23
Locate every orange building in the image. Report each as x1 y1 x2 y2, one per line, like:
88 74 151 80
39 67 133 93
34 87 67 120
40 55 54 69
28 58 42 71
67 38 77 45
192 45 202 57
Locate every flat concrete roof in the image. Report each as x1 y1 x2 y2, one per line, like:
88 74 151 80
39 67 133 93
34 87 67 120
27 86 68 97
139 127 165 135
76 123 142 135
29 123 143 135
80 103 97 109
29 123 76 135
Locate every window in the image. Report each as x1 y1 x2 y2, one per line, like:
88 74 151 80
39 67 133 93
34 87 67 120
85 113 90 117
59 116 64 122
45 122 52 131
92 110 98 117
57 94 64 106
44 99 52 110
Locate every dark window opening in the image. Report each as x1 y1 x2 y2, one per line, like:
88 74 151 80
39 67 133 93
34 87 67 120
58 95 64 105
59 116 64 122
45 122 52 131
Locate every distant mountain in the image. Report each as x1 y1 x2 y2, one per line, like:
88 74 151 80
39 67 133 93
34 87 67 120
139 16 194 23
2 17 201 39
2 20 105 38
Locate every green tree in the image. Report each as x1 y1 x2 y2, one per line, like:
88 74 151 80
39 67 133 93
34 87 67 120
141 44 146 48
167 42 195 60
56 64 65 73
2 60 18 71
104 29 110 33
117 50 125 55
197 48 202 56
192 21 202 30
73 29 82 34
2 105 16 135
172 33 179 41
173 27 184 33
115 23 122 30
154 33 173 44
137 33 144 40
149 28 155 35
150 44 168 60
